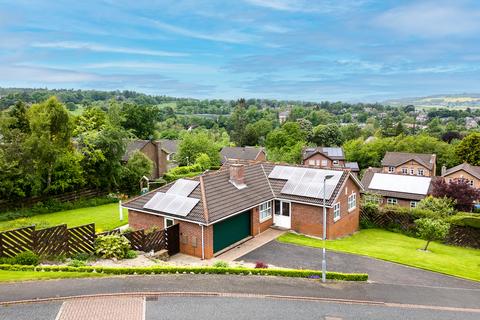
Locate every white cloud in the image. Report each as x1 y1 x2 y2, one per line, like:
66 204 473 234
147 19 256 44
375 2 480 38
31 41 188 57
82 61 218 74
243 0 370 13
0 65 99 83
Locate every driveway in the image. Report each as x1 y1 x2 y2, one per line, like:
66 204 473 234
236 240 480 289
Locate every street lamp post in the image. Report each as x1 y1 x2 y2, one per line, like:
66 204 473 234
322 174 334 283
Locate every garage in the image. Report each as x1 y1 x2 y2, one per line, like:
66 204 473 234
213 210 251 253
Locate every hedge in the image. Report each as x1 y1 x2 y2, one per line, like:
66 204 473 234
449 213 480 229
0 264 368 281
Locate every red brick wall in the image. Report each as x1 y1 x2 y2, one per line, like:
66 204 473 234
255 151 267 162
251 205 273 236
139 142 160 179
379 197 418 208
303 154 345 168
290 177 360 239
128 210 214 259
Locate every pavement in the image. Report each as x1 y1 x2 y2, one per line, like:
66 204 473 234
237 240 480 289
2 295 478 320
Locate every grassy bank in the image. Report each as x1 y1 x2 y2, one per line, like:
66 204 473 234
0 203 128 232
278 229 480 282
0 270 105 282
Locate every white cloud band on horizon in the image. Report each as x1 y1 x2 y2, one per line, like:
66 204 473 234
31 41 188 57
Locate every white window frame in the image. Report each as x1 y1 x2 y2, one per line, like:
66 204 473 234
410 168 414 175
333 160 339 165
164 217 174 228
417 169 424 176
410 201 418 208
387 198 398 205
333 203 341 222
348 193 356 211
309 159 315 166
315 159 320 166
401 167 408 174
388 166 395 173
321 160 328 166
259 201 273 222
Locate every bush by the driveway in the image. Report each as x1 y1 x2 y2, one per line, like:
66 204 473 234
0 264 368 281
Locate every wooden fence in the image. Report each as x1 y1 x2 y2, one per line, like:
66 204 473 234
0 189 108 211
0 222 180 258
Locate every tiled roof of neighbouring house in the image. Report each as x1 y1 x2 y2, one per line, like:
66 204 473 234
220 146 264 164
302 147 345 161
381 152 436 170
157 139 179 154
122 140 151 162
442 163 480 180
123 162 362 225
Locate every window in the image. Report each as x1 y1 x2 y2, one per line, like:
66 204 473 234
315 160 320 166
348 193 356 211
417 169 424 176
309 160 315 165
333 160 339 165
321 160 328 166
387 198 398 205
365 194 381 204
333 203 341 221
164 217 174 228
388 166 395 173
410 201 418 208
410 168 414 175
259 201 273 221
401 167 408 174
167 153 175 161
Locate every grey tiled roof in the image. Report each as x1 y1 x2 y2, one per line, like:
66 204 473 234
345 162 360 172
220 147 264 164
443 163 480 180
381 152 435 170
157 139 179 154
124 162 360 225
302 147 345 161
122 140 151 161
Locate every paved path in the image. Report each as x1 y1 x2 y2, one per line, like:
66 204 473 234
237 240 480 289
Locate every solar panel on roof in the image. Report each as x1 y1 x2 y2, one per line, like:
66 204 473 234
143 192 200 216
166 179 199 196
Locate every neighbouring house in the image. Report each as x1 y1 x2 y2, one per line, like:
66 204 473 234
302 147 359 173
220 146 266 164
123 162 363 259
442 163 480 189
361 168 432 208
380 152 437 177
123 139 179 179
278 110 290 123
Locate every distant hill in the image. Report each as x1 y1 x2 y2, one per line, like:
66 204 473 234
384 94 480 109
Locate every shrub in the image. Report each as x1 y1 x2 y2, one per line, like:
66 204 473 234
448 213 480 229
417 196 456 217
0 264 368 281
212 260 229 268
415 218 450 251
255 261 269 269
195 153 212 171
95 235 131 259
68 259 86 267
0 257 15 265
14 251 40 265
125 250 138 259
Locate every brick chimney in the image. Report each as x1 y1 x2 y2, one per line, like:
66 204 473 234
441 165 446 176
229 164 247 189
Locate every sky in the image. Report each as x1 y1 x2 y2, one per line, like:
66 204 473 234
0 0 480 102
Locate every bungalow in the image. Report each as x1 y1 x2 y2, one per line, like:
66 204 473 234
220 146 266 164
302 147 359 173
123 162 363 259
123 139 179 179
381 152 437 177
361 168 432 208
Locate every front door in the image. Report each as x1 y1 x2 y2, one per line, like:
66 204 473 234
273 200 291 229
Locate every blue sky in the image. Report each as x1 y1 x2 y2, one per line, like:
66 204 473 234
0 0 479 102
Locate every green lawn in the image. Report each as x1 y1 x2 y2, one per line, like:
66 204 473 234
0 270 106 282
278 229 480 282
0 203 128 232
